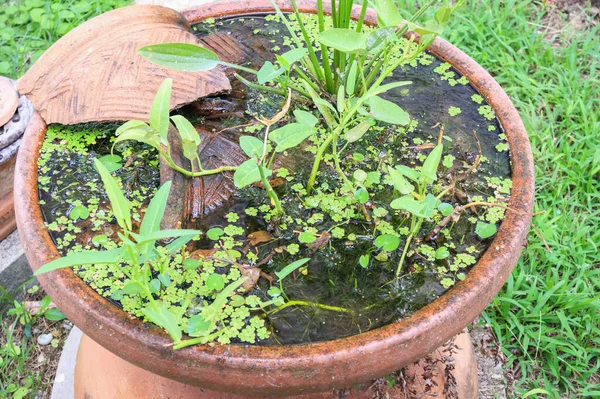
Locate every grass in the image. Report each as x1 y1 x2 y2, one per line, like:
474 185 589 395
396 0 599 396
0 283 68 399
0 0 130 79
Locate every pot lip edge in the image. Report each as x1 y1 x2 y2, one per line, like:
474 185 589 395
14 0 534 389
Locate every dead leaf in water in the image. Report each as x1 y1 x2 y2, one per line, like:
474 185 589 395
189 248 217 260
238 264 261 291
310 231 331 252
252 177 286 189
247 230 273 246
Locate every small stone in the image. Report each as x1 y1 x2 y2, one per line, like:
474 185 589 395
37 333 53 346
62 321 73 330
37 353 45 364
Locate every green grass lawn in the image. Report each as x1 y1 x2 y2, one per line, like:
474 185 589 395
395 0 600 396
0 0 130 79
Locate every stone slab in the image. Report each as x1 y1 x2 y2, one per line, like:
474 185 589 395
0 229 31 305
51 327 82 399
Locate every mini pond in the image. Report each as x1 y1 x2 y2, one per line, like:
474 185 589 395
37 14 511 346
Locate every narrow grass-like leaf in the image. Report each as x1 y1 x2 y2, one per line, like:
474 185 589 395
275 258 310 280
35 248 123 275
150 78 172 145
139 43 219 72
94 158 132 231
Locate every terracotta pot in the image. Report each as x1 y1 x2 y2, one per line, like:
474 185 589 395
14 1 534 396
0 156 16 240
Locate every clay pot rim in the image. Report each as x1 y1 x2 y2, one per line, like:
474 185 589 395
15 0 534 395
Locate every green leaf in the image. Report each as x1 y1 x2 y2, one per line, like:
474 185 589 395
170 115 200 161
438 203 454 217
139 43 219 72
43 308 66 321
337 84 345 113
257 61 284 84
390 195 424 215
275 258 310 280
435 5 452 24
206 227 224 240
149 279 160 293
233 159 271 188
435 247 450 260
239 136 264 159
345 61 358 95
116 120 148 136
94 158 132 231
421 144 443 184
303 81 337 128
97 154 122 173
204 278 247 321
374 234 400 251
166 234 196 254
141 301 182 342
298 231 317 243
359 254 370 268
206 273 225 292
353 169 368 183
293 109 318 127
92 234 108 247
158 273 171 288
318 28 368 54
354 188 369 204
113 126 157 150
279 47 307 66
368 96 410 125
122 282 144 295
475 221 497 239
183 258 200 270
270 123 317 153
366 81 412 98
150 78 172 145
394 165 421 182
138 181 171 254
35 248 123 275
372 0 404 27
186 314 212 336
13 387 28 399
366 27 396 50
413 20 444 36
69 205 89 221
388 167 414 195
343 122 369 143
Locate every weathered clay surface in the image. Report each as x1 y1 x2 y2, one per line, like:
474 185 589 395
74 331 477 398
0 77 18 127
17 5 231 124
15 1 534 396
160 124 246 228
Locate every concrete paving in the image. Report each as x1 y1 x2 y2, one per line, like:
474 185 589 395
51 327 82 399
0 229 31 305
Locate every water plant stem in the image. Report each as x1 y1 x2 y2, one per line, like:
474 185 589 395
267 300 354 315
162 151 237 177
258 161 284 216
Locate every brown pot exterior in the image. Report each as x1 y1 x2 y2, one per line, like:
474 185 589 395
0 156 16 240
14 1 534 396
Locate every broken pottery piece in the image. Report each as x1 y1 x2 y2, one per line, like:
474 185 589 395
17 5 231 124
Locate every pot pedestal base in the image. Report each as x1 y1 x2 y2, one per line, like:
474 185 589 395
74 332 478 398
